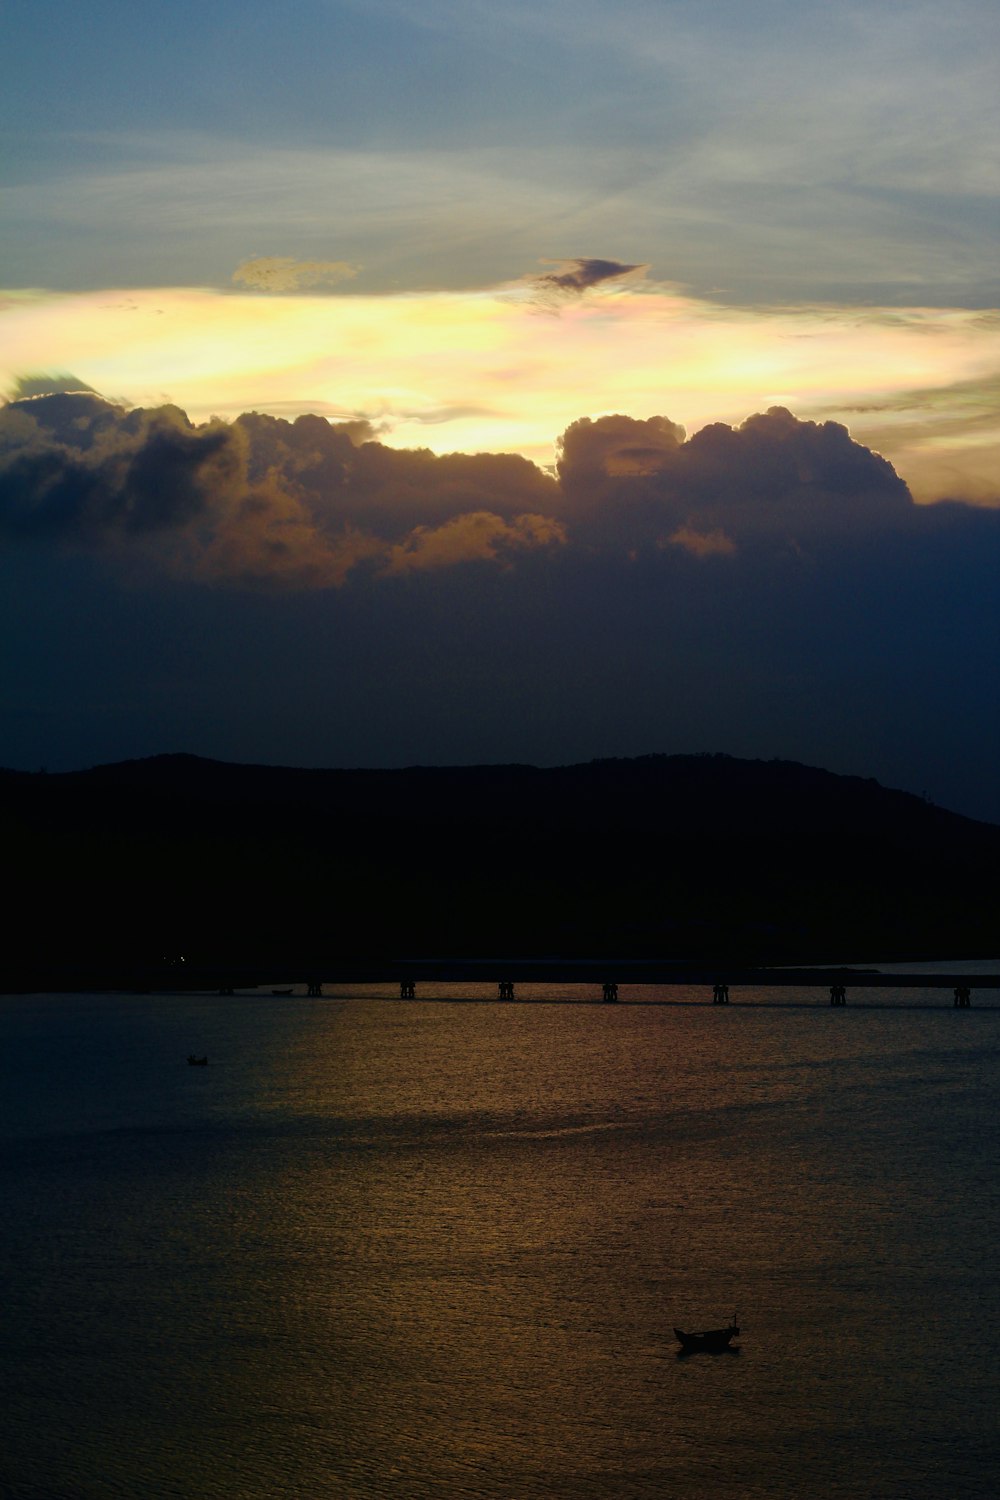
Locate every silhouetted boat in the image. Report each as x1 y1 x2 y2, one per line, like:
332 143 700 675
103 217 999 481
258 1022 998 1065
674 1319 740 1353
186 1054 208 1066
271 987 294 996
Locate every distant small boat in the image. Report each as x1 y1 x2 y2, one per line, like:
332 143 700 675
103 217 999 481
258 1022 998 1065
187 1054 208 1066
674 1319 740 1353
271 987 294 996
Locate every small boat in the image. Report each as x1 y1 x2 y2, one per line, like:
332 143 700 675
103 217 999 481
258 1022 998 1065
187 1054 208 1066
271 987 294 996
674 1318 740 1353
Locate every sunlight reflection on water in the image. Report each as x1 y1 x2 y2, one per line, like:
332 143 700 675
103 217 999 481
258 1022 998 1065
0 986 998 1497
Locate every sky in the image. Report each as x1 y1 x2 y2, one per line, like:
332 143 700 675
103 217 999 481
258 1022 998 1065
2 1 998 822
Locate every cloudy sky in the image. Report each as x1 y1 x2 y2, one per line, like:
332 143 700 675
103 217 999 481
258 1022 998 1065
2 1 998 822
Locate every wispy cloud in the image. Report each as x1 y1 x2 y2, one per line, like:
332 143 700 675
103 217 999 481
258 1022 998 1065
4 107 997 306
232 257 358 292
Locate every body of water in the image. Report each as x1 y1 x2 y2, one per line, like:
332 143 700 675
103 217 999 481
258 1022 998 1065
1 976 998 1497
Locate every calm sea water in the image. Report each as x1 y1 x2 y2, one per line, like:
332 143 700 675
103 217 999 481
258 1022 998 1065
1 973 998 1499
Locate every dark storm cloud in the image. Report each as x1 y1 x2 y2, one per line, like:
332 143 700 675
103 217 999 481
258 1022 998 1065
557 413 687 484
557 406 912 557
2 392 997 822
0 394 239 543
0 393 563 588
0 392 968 588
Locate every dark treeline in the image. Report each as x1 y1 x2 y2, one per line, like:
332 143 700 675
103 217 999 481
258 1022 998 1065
3 752 998 984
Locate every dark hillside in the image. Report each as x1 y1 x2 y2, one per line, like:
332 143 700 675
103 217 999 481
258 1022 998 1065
3 752 997 979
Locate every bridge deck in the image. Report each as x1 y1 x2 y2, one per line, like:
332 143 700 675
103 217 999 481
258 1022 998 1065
83 962 1000 991
4 959 997 994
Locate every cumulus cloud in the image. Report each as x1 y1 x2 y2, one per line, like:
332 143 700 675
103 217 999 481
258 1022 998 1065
664 525 736 559
558 413 686 484
556 406 911 557
382 511 566 575
3 392 997 822
232 257 359 292
0 393 562 589
0 394 241 549
0 389 967 593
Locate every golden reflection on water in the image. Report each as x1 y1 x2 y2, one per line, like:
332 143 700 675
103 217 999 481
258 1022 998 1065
0 990 997 1497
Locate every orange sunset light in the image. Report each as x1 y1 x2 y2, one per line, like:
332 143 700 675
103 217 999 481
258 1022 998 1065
3 281 999 500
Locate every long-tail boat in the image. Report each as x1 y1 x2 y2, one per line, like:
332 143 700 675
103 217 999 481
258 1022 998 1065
674 1318 740 1353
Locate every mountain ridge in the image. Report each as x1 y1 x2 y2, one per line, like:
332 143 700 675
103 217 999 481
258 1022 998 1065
5 748 993 829
4 751 997 973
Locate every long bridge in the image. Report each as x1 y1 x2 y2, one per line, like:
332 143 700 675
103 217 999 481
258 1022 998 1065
13 958 996 1003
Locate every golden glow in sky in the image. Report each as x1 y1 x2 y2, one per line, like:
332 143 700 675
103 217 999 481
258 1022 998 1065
3 278 999 501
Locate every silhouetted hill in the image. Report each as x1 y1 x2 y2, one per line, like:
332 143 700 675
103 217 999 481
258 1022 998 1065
3 752 997 978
